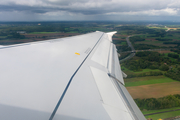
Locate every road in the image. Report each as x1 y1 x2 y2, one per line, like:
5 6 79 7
120 36 136 62
126 36 135 52
119 35 177 62
120 52 135 62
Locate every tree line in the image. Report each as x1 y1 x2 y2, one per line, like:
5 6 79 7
155 38 173 41
168 53 179 59
123 51 171 71
129 36 145 43
122 51 180 82
135 94 180 110
165 67 180 82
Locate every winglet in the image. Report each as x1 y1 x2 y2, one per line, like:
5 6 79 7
106 31 117 42
107 31 117 36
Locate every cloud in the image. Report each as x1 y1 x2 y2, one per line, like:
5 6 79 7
115 8 178 16
0 0 179 21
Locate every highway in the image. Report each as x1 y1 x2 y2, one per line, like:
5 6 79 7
126 36 135 52
120 36 135 62
119 35 177 62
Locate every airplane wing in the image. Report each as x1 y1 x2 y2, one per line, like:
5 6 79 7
0 31 146 120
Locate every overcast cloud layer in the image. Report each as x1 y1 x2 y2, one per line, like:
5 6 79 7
0 0 180 21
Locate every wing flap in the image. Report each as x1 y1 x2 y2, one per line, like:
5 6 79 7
91 38 111 67
90 66 128 110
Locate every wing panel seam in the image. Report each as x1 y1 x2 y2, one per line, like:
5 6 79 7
49 33 104 120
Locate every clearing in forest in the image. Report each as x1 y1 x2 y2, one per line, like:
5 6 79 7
126 81 180 99
125 76 174 87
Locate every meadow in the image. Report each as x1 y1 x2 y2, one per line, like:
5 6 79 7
126 82 180 99
144 109 180 120
142 107 180 115
125 76 175 87
29 32 60 34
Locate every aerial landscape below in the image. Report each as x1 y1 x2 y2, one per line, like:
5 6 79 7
1 0 180 120
0 21 180 120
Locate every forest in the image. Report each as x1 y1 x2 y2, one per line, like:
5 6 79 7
123 51 171 71
122 51 180 82
135 94 180 110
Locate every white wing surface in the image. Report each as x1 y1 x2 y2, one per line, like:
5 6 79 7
0 31 146 120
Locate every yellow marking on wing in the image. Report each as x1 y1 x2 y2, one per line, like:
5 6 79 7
75 52 80 55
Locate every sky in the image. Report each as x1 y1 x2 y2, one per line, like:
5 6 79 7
0 0 180 21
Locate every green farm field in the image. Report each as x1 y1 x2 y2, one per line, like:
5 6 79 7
122 67 159 72
144 109 180 120
163 52 180 61
143 107 180 120
122 67 162 76
133 69 160 73
125 76 175 87
29 32 60 34
135 41 177 47
147 26 167 30
142 107 180 115
126 81 180 99
0 36 6 38
119 41 127 45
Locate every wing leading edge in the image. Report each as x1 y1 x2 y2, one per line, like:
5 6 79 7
0 31 146 120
